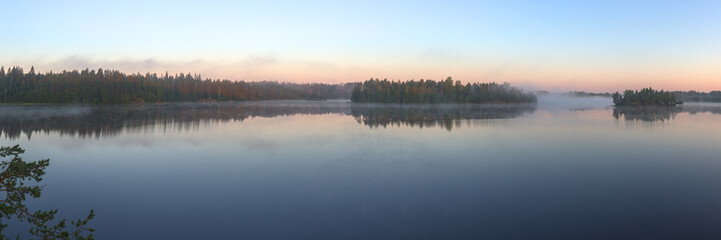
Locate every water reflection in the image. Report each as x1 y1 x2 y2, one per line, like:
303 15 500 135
350 104 536 130
3 101 721 239
0 102 350 140
0 102 539 139
613 105 721 122
8 102 721 139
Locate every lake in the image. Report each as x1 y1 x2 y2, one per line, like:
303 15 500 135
2 96 721 239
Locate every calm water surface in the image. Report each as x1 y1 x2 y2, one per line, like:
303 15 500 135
1 97 721 239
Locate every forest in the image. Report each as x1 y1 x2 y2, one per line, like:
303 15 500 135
674 90 721 103
569 89 721 103
350 77 536 104
0 66 356 104
612 88 678 106
564 91 612 97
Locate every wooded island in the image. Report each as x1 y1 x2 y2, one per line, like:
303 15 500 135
351 77 536 104
612 88 678 106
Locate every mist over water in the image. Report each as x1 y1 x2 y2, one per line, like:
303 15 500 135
536 94 611 110
4 95 716 140
2 99 721 239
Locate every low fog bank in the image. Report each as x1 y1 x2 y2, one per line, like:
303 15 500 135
536 93 612 110
0 105 93 119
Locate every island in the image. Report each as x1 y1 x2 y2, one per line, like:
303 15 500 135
612 88 679 106
350 77 536 104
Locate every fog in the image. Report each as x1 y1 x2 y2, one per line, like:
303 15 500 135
536 93 612 110
4 97 721 240
0 105 93 119
3 96 721 140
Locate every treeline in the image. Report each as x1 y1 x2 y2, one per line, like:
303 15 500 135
0 66 356 104
564 91 612 97
350 77 536 104
673 90 721 103
612 88 678 106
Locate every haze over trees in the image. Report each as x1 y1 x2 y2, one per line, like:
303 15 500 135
0 66 356 104
612 88 678 106
673 90 721 103
564 91 612 97
350 77 536 104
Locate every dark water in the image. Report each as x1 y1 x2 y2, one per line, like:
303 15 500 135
1 97 721 239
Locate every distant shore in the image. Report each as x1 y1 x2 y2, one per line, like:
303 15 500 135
351 77 536 104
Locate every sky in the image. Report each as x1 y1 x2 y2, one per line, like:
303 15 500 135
2 0 720 92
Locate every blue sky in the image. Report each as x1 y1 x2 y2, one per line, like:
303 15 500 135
3 0 720 91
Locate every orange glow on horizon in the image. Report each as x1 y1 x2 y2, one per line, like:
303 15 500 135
7 58 720 93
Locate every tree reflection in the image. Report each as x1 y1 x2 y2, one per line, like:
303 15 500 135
9 102 721 139
613 105 721 122
351 104 536 131
0 102 350 140
0 102 540 139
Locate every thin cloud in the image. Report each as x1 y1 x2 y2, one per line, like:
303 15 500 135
420 47 462 60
